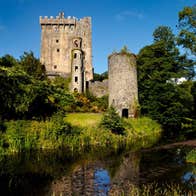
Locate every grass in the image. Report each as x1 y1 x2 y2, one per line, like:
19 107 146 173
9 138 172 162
65 113 162 151
124 117 161 134
65 113 102 128
0 113 162 156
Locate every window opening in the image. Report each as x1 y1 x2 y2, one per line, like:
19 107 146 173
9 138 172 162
122 108 128 118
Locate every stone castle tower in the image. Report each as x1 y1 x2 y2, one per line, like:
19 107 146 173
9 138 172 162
40 12 93 92
108 52 138 118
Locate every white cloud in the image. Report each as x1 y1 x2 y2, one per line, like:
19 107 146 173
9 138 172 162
115 10 144 21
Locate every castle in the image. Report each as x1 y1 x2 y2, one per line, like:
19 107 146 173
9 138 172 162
40 12 138 118
40 12 93 93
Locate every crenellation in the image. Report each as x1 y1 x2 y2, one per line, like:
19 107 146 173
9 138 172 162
40 12 93 92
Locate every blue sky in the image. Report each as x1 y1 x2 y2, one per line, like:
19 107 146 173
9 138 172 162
0 0 195 73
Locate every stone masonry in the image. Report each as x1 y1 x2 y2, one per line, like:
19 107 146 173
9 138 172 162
89 79 108 97
108 52 138 118
40 12 93 92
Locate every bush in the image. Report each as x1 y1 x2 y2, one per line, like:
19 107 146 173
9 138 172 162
50 76 71 91
48 111 76 137
100 106 125 134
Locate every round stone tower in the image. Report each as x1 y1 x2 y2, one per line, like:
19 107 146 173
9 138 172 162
108 52 138 118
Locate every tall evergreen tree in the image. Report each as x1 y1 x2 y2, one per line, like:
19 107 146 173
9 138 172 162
137 26 194 136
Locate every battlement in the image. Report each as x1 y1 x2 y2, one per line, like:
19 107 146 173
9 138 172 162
40 12 91 25
40 11 93 92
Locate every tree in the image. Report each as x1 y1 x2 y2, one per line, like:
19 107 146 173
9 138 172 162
0 62 55 120
191 81 196 119
137 26 194 135
0 54 18 67
93 71 108 81
153 26 175 49
20 51 46 80
177 5 196 56
0 66 33 119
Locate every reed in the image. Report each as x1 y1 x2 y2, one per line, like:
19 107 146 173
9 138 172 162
109 182 193 196
0 113 162 156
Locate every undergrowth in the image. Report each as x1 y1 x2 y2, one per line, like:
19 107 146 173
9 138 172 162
0 112 162 156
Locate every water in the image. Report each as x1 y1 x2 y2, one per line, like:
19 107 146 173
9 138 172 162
0 146 195 195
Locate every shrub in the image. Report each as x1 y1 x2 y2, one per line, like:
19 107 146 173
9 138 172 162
100 106 125 134
48 111 77 138
85 92 108 112
50 76 71 91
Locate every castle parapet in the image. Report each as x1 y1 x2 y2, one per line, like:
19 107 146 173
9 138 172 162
40 12 90 25
40 11 93 91
40 17 76 25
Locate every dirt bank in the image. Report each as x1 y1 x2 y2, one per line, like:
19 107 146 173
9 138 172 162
143 140 196 152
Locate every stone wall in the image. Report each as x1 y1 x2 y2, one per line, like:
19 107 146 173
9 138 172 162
89 79 108 97
108 52 138 118
40 12 93 92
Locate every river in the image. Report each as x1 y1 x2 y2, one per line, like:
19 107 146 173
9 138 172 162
0 142 195 195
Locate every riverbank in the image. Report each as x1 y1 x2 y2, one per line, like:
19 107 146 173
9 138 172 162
143 139 196 151
0 113 162 156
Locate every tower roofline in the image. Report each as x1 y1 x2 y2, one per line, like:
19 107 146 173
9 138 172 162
108 52 136 60
40 12 91 25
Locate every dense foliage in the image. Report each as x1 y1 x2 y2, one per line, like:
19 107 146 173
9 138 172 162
0 65 55 120
177 5 196 55
0 52 108 120
137 7 195 137
93 71 108 81
100 107 125 134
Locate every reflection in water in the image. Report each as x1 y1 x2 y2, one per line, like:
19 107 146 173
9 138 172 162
48 162 112 195
46 152 140 195
94 169 110 195
0 147 195 195
49 164 95 195
109 153 140 195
